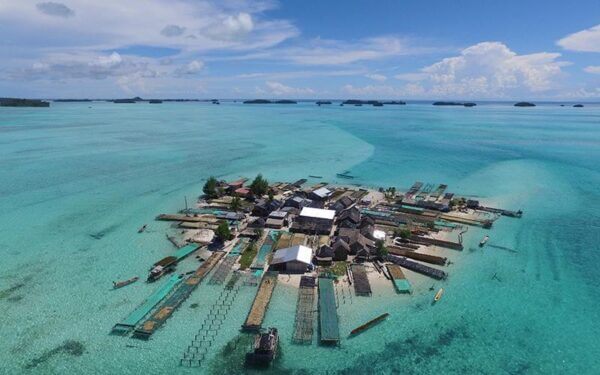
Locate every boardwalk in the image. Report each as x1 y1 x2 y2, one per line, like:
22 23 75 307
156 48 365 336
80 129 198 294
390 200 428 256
293 276 316 344
387 264 411 294
388 246 447 265
351 264 372 296
111 274 183 334
318 277 340 344
387 255 447 280
132 252 225 340
242 271 278 331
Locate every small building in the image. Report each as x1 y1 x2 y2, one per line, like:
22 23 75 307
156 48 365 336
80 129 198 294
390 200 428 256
284 196 313 209
337 207 361 226
331 195 354 213
234 187 251 198
338 228 374 255
298 207 335 224
227 178 246 193
310 187 333 201
373 229 386 241
332 239 350 261
265 218 285 229
315 245 334 265
270 245 313 273
252 199 281 217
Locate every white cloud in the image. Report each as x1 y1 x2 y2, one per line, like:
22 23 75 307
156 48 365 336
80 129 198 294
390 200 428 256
174 60 204 75
205 12 254 41
342 83 425 98
365 73 387 82
394 72 427 82
419 41 568 97
36 2 74 18
264 36 430 65
584 66 600 74
161 24 186 37
557 24 600 52
264 81 314 96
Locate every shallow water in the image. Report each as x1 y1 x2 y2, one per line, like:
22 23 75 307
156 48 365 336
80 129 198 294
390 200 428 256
0 102 599 374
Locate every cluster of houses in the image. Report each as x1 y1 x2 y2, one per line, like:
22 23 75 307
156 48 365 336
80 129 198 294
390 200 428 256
201 178 385 274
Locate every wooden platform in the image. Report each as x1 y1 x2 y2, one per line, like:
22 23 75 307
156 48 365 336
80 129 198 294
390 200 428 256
351 264 372 296
387 264 411 294
388 246 447 265
242 271 278 331
293 276 316 344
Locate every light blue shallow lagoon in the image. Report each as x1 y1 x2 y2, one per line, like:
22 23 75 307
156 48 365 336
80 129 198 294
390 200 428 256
0 101 599 374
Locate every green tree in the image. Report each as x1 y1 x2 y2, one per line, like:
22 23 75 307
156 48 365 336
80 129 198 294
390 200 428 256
230 195 242 211
215 220 232 242
268 190 274 201
375 239 388 259
203 176 219 199
249 174 269 197
395 228 411 239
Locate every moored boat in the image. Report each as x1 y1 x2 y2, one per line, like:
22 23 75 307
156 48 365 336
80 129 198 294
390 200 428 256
245 327 278 366
138 224 147 233
434 288 444 303
113 276 139 289
479 235 489 247
147 256 177 282
349 313 389 336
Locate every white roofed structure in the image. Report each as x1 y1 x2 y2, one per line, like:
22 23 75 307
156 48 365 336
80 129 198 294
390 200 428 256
270 245 313 273
299 207 335 221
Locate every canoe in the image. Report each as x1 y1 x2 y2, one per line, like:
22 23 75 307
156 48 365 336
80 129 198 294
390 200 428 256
113 276 139 289
434 288 444 302
349 313 389 336
479 235 489 247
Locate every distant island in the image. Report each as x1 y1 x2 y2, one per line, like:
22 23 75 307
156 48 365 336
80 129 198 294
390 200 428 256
0 98 50 107
341 100 392 106
432 101 476 107
149 100 163 104
514 102 536 107
54 99 93 102
573 104 584 108
316 101 332 105
382 101 406 105
243 99 297 104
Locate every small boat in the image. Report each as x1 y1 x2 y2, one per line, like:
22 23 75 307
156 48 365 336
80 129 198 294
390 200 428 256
113 276 139 289
147 256 177 282
336 173 355 179
138 224 147 233
308 175 323 179
479 235 489 247
349 313 389 336
245 327 278 367
433 288 444 303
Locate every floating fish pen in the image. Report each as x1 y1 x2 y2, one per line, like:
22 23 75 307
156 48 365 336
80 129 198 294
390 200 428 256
318 277 340 344
416 183 434 200
350 264 372 296
293 276 317 344
242 271 279 332
174 243 200 261
208 256 238 285
132 252 225 340
181 274 244 367
386 264 411 294
387 255 447 280
388 246 447 265
410 235 463 251
251 231 280 270
111 274 183 335
244 270 263 287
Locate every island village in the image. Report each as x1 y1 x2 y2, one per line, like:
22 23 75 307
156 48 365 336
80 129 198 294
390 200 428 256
110 174 522 368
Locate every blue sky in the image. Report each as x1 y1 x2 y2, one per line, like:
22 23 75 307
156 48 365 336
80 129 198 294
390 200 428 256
0 0 599 99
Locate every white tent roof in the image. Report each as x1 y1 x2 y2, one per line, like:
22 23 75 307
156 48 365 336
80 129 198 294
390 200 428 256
270 245 313 265
312 187 332 198
299 207 335 220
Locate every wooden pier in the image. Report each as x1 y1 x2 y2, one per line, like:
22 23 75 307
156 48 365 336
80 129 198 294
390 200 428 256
388 246 447 265
242 271 279 332
111 274 183 335
293 276 317 344
350 264 372 296
409 235 463 251
318 277 340 344
386 264 411 294
387 255 447 280
132 252 225 340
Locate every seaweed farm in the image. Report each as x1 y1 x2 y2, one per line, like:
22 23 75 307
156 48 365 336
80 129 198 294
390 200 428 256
103 175 524 370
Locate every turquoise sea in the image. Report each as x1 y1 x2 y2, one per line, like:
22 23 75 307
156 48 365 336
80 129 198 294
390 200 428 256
1 101 599 374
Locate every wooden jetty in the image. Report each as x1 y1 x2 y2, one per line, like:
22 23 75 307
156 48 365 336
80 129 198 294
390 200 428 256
409 235 463 251
349 313 389 336
387 255 447 280
318 277 340 344
439 213 492 228
386 264 411 294
242 271 279 332
388 246 447 265
478 206 523 218
178 222 218 230
156 213 215 223
132 252 225 340
350 264 372 296
111 274 183 335
293 276 317 344
174 243 200 261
